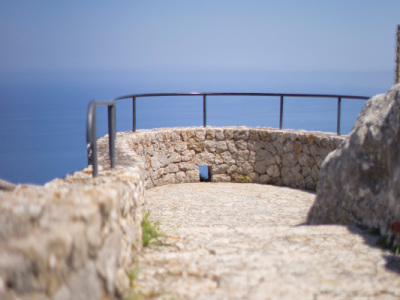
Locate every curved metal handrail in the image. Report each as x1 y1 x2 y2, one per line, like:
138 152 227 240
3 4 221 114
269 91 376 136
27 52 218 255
87 92 370 177
113 92 370 134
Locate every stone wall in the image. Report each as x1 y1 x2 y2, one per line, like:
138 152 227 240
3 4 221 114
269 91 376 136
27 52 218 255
0 166 145 300
98 127 345 191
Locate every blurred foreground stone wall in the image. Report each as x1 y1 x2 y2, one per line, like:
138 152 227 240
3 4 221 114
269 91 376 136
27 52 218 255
0 166 145 300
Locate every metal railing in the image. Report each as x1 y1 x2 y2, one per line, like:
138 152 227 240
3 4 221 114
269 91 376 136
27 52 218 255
87 92 370 177
87 100 116 177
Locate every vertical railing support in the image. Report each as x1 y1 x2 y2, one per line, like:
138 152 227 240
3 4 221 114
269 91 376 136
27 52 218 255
87 101 117 177
337 97 342 135
279 95 284 129
396 24 400 84
108 103 116 168
203 95 207 127
86 101 99 177
132 96 136 132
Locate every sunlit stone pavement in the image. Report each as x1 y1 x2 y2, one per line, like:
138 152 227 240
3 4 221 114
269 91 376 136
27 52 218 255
132 183 400 299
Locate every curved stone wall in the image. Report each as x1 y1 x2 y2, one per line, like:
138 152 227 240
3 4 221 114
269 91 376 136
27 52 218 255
98 126 345 191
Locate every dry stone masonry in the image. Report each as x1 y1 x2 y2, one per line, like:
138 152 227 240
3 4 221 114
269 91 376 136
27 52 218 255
0 166 145 300
98 127 345 191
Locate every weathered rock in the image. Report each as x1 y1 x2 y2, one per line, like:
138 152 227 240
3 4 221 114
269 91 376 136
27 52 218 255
307 84 400 234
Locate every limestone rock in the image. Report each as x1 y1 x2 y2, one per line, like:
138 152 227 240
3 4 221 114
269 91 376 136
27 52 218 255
307 84 400 233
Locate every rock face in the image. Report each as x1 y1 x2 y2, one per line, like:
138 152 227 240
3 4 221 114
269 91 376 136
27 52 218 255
0 166 145 300
307 84 400 233
97 127 344 191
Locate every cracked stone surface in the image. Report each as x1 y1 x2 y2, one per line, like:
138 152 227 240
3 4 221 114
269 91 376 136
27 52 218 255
133 183 400 299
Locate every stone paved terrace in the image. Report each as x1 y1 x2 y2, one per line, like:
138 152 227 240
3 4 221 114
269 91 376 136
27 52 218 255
132 182 400 299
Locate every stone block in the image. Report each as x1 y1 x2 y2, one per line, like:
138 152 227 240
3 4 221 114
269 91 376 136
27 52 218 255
226 140 238 153
168 152 181 163
248 141 265 151
266 164 280 178
187 142 203 152
211 164 230 175
204 140 217 152
294 141 303 154
298 153 310 167
186 170 200 182
282 152 297 167
214 129 225 141
166 164 179 173
211 174 231 182
237 161 253 174
233 150 250 165
174 143 187 153
206 129 215 140
254 160 267 174
220 151 235 165
192 152 215 165
175 171 187 183
223 128 234 140
247 172 259 183
283 140 294 153
259 174 271 184
233 129 250 140
178 162 197 171
227 165 238 174
216 141 228 153
248 129 260 141
259 131 272 141
181 150 195 162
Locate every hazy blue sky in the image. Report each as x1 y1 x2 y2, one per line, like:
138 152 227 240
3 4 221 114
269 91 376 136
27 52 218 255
1 0 399 75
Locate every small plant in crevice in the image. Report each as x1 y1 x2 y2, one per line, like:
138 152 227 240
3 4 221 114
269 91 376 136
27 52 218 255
124 264 141 300
142 211 163 247
239 175 249 183
372 223 400 255
233 172 249 183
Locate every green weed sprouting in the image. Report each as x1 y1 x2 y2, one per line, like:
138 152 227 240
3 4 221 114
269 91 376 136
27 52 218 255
369 227 400 255
142 211 162 247
239 175 249 183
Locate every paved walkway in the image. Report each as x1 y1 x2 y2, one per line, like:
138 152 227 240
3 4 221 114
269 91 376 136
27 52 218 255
133 183 400 299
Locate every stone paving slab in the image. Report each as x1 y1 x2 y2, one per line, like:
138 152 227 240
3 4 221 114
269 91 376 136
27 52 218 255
133 183 400 299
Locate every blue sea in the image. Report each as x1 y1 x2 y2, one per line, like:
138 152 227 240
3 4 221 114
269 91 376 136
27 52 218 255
0 69 394 185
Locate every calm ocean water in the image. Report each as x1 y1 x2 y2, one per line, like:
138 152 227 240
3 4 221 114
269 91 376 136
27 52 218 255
0 70 394 185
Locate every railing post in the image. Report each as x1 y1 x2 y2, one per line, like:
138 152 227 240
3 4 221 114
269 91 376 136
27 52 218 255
337 97 342 135
86 101 98 177
108 103 116 168
132 96 136 132
203 95 207 127
396 24 400 84
279 95 284 129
